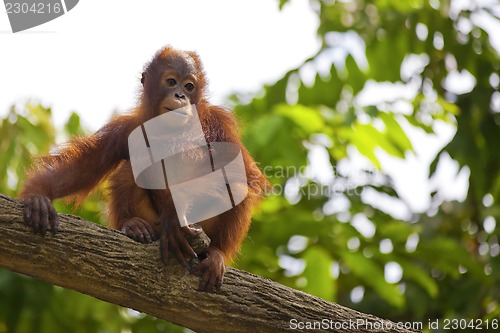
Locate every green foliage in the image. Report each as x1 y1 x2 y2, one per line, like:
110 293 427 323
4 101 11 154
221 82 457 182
234 0 499 329
0 103 54 197
0 104 188 332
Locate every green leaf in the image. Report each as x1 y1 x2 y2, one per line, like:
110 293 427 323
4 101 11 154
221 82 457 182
65 112 84 136
379 113 413 153
303 247 335 301
274 104 325 134
366 28 408 82
356 123 403 158
297 64 343 107
349 121 408 167
377 220 415 242
398 259 438 298
417 237 483 279
342 251 404 307
244 114 284 148
278 0 289 10
345 54 366 94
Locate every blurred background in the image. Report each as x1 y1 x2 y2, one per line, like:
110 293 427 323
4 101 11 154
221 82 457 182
1 0 499 332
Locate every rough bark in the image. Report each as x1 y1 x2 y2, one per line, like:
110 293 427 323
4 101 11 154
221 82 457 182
0 194 420 333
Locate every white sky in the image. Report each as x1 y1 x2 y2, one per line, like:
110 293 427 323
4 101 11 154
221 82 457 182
0 0 473 215
0 0 320 128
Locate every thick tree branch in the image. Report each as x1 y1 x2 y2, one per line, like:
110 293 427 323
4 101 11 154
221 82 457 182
0 194 419 333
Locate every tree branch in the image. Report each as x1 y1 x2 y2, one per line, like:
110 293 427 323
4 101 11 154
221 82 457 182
0 194 419 333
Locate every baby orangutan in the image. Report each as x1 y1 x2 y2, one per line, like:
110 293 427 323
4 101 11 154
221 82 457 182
21 46 267 291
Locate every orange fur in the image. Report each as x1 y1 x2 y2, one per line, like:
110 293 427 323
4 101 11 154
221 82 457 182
21 47 268 263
